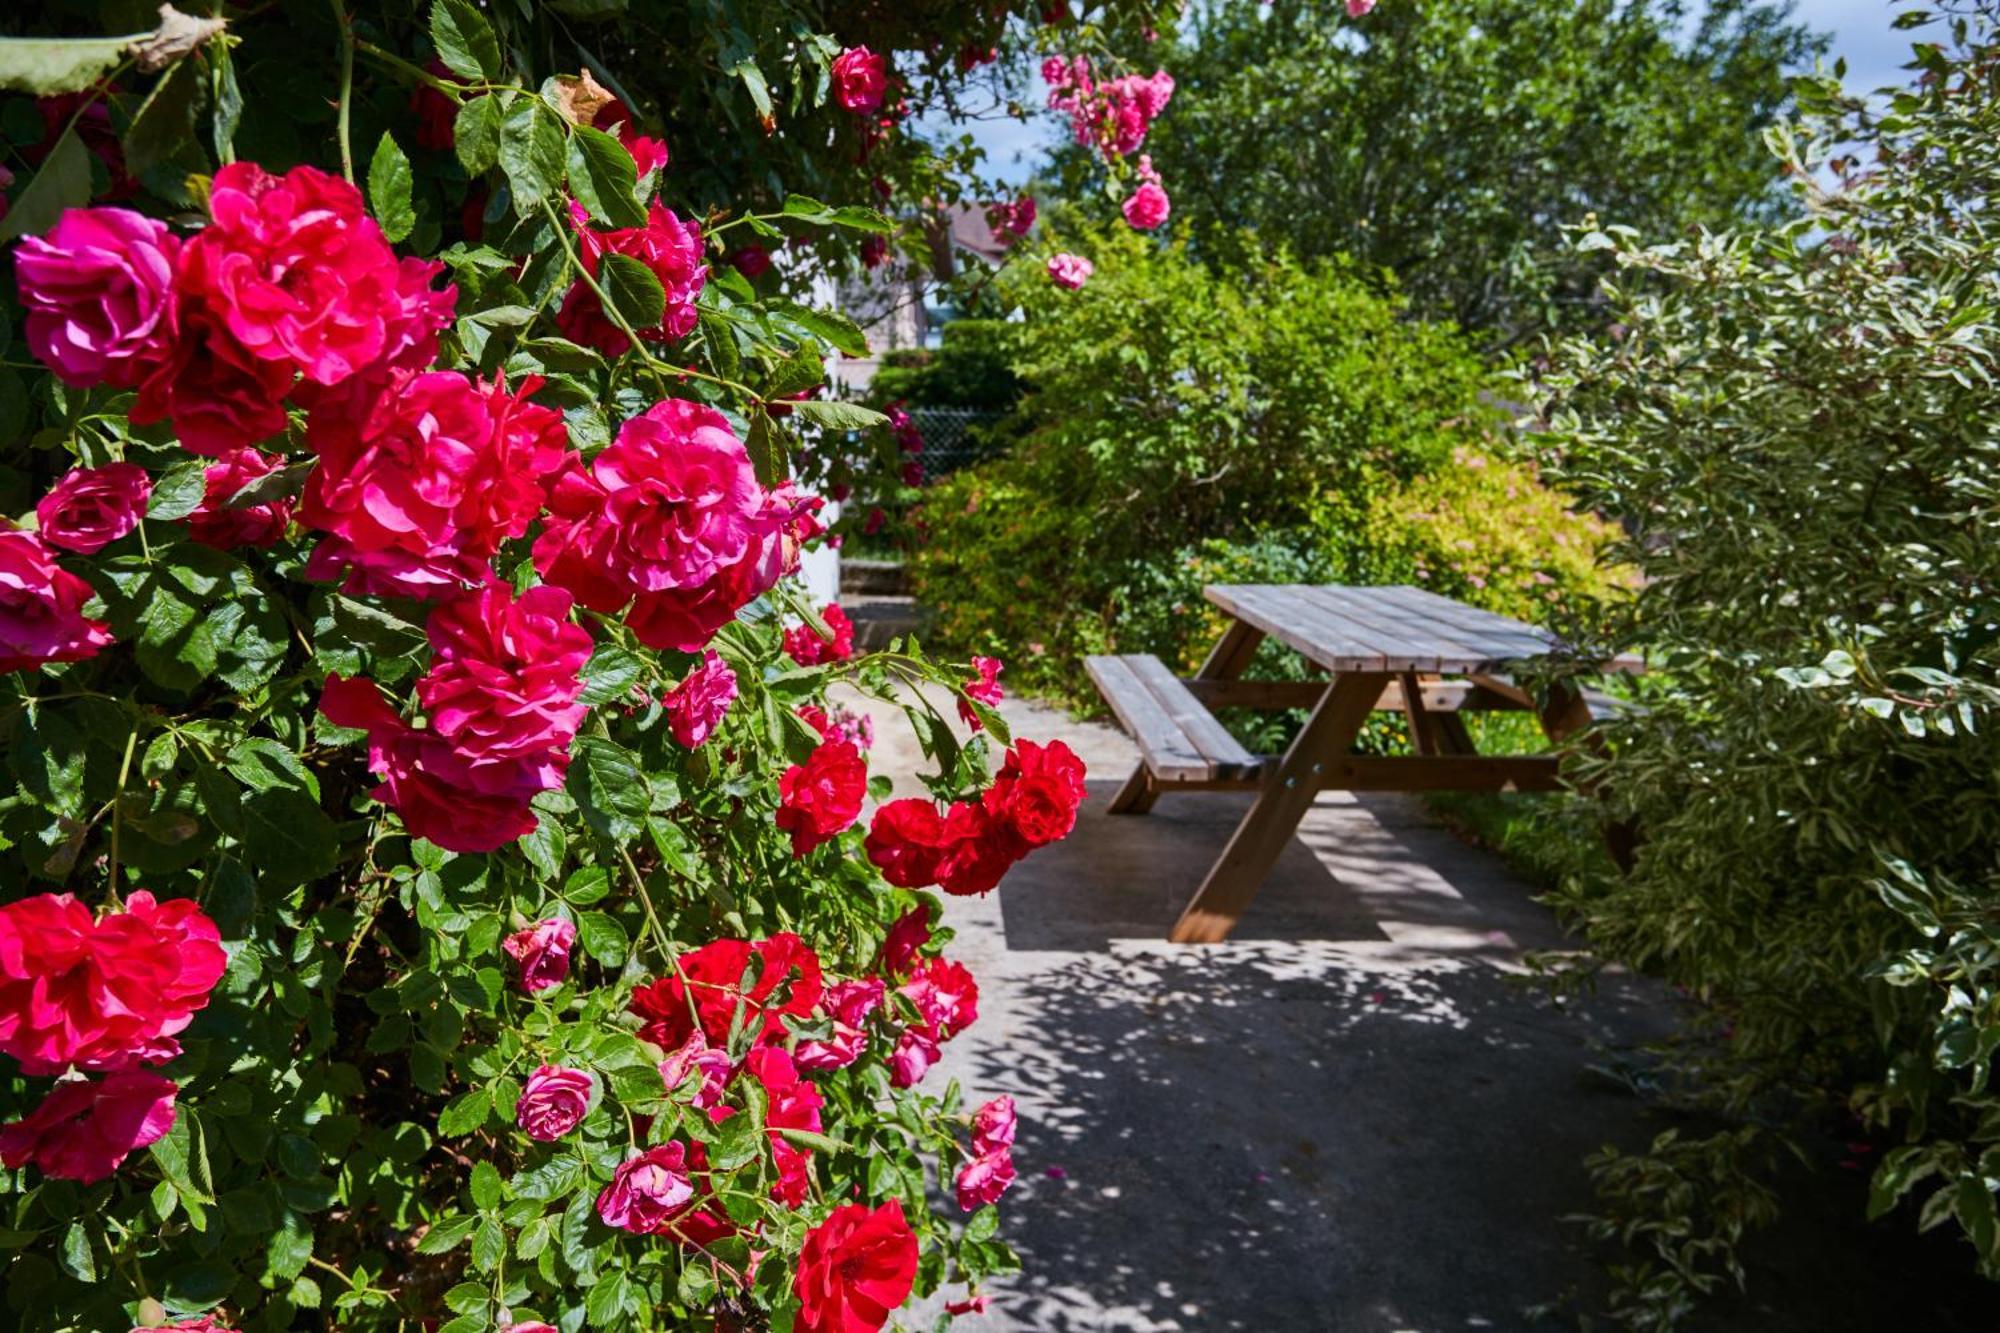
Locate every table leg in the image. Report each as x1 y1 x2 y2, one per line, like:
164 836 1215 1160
1108 618 1267 817
1168 672 1386 943
1538 680 1639 874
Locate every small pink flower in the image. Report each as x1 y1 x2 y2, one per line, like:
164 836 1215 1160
1346 0 1378 16
1047 252 1094 290
503 918 577 993
971 1095 1017 1154
132 1317 229 1333
516 1064 594 1141
944 1293 992 1318
832 47 889 113
659 1030 733 1109
36 463 150 554
664 649 737 748
888 1025 940 1088
955 1147 1016 1211
498 1323 558 1333
597 1141 695 1233
957 655 1005 730
1122 179 1170 231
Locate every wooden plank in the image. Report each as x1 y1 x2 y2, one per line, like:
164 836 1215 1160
1204 585 1392 672
1320 755 1563 793
1398 670 1448 756
1123 655 1266 780
1170 672 1388 943
1328 585 1546 672
1364 585 1562 664
1084 655 1211 781
1195 616 1267 680
1301 586 1485 672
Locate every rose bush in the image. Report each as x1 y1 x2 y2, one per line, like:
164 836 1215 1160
0 2 1151 1328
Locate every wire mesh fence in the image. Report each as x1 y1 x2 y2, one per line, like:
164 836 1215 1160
906 404 1009 477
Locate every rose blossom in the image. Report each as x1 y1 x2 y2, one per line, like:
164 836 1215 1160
986 739 1088 847
630 933 825 1050
795 977 887 1072
1047 252 1094 290
133 1318 229 1332
179 162 410 385
556 201 706 352
516 1064 594 1141
888 1025 939 1089
596 1141 695 1233
1347 0 1378 15
185 447 293 549
831 47 889 113
784 602 855 666
418 584 591 765
319 674 558 852
944 1294 992 1318
776 737 867 856
34 462 150 555
659 1030 732 1109
664 649 737 748
729 245 772 278
865 800 949 889
1123 178 1171 231
971 1096 1018 1153
955 1148 1016 1211
302 370 571 599
130 300 294 457
956 655 1004 730
794 1200 919 1333
935 799 1028 897
743 1046 825 1206
502 918 577 993
0 530 113 674
13 207 179 388
0 1071 177 1183
880 905 932 978
903 957 979 1041
498 1323 557 1333
0 890 227 1074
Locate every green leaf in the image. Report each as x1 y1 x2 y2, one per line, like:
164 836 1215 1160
0 35 135 96
780 305 869 358
431 0 501 81
828 205 896 234
578 644 644 706
789 400 888 432
0 125 90 243
438 1088 494 1138
454 94 503 175
964 1204 1000 1242
147 458 208 521
367 132 416 244
225 738 320 800
241 788 339 888
599 253 666 331
498 97 565 211
585 1270 632 1327
566 124 646 228
121 56 203 179
58 1221 94 1282
781 193 833 221
416 1213 480 1254
575 910 628 969
677 1261 717 1306
470 1161 504 1211
569 736 651 840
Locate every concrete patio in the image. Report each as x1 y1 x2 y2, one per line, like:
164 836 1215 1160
843 684 1993 1332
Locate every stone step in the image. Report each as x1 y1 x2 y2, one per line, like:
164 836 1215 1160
840 558 909 597
841 594 928 651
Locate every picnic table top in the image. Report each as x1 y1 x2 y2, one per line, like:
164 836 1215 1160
1203 583 1638 676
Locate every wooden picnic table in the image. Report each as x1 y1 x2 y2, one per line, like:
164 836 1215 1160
1085 584 1639 944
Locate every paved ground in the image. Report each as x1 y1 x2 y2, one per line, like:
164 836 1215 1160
840 684 1992 1332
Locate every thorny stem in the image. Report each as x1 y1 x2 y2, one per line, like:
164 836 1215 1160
105 725 140 905
328 0 356 184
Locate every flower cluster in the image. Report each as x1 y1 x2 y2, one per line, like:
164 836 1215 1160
784 602 855 666
0 892 225 1182
1123 154 1172 232
1043 57 1175 160
955 1095 1019 1211
1047 252 1095 290
866 740 1088 896
777 735 869 855
557 200 707 352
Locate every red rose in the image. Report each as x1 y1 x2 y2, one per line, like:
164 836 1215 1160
301 370 571 599
729 244 772 278
831 47 889 114
901 956 978 1040
556 201 706 353
864 799 949 889
742 1045 825 1206
0 1071 177 1183
319 674 558 853
185 447 293 549
879 905 932 978
629 933 825 1051
934 799 1027 897
794 1200 919 1333
35 462 150 555
408 60 460 152
131 302 293 457
0 530 113 675
776 737 867 856
0 890 227 1075
784 602 855 666
986 739 1087 848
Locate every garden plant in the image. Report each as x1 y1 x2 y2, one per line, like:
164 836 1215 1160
0 1 1168 1329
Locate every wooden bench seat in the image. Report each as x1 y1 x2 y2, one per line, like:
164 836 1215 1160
1083 654 1268 783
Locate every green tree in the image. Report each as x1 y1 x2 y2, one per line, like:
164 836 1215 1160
1137 0 1824 342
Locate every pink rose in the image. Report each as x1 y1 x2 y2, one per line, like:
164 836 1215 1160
13 206 179 388
131 301 293 457
35 462 150 554
902 957 979 1040
180 162 411 385
955 1147 1016 1211
502 918 578 993
888 1024 939 1089
1123 179 1171 231
516 1064 594 1141
659 1030 732 1109
956 655 1005 730
832 47 889 113
596 1142 695 1233
418 584 591 767
795 977 886 1071
1047 252 1094 290
185 447 293 549
319 674 556 853
557 202 706 353
499 1324 558 1333
1346 0 1378 15
0 1071 177 1183
133 1318 228 1332
624 134 670 180
0 530 113 674
971 1095 1017 1154
301 370 571 599
944 1293 992 1318
664 649 737 747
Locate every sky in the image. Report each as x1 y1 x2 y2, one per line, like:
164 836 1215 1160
955 1 1927 185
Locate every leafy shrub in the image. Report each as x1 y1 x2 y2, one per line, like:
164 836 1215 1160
1532 12 2000 1323
0 3 1156 1329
